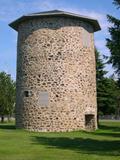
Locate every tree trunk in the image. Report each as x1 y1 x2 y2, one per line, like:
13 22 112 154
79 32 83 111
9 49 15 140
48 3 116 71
97 106 99 127
7 115 11 122
115 100 120 120
1 115 4 123
116 108 120 119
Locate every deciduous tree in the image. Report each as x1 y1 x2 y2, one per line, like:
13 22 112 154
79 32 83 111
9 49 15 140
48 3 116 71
0 72 15 122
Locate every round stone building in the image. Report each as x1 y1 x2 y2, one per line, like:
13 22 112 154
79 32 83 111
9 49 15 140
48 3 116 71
9 10 101 132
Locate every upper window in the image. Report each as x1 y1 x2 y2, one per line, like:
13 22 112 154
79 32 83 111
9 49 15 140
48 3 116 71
82 29 91 47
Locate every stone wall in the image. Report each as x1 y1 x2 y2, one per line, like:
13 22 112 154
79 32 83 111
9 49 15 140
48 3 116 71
16 16 97 132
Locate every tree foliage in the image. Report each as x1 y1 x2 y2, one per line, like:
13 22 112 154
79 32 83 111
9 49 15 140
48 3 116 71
0 72 16 122
113 0 120 8
106 0 120 75
96 49 120 117
105 0 120 118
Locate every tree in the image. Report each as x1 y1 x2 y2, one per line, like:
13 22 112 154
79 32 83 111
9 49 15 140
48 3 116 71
113 0 120 8
96 49 120 119
98 78 119 115
114 79 120 119
95 49 107 120
106 0 120 119
96 49 107 81
0 72 16 122
106 0 120 75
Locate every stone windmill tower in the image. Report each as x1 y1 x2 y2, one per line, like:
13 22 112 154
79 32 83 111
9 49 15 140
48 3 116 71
9 10 101 132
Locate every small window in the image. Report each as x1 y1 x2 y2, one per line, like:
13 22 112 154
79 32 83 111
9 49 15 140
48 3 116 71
24 90 32 97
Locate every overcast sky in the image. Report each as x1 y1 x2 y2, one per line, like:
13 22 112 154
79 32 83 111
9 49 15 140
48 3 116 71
0 0 119 80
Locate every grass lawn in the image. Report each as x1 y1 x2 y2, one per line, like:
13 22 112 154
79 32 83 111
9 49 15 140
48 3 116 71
0 120 120 160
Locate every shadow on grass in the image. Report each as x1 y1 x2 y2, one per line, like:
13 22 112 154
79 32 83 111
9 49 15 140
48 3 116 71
99 124 120 132
93 124 120 138
0 124 15 130
31 123 120 156
32 136 120 156
93 132 120 138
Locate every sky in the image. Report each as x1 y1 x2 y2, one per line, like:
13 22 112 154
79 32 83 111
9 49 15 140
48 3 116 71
0 0 119 80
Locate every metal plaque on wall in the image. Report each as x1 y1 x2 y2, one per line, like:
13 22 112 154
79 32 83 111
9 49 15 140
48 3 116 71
38 91 49 106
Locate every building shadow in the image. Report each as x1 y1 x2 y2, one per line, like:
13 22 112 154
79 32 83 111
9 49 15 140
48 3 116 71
31 136 120 156
31 122 120 156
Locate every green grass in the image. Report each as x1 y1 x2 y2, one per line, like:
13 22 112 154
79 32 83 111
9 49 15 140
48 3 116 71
0 120 120 160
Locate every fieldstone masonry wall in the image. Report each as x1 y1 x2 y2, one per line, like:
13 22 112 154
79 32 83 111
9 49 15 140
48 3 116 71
16 17 97 132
